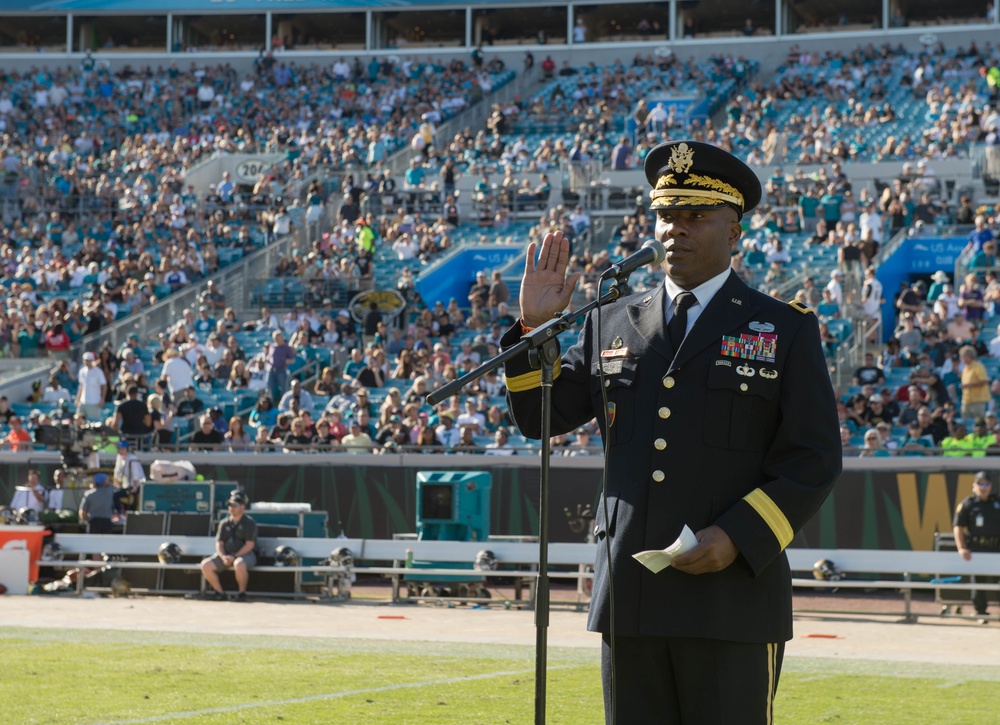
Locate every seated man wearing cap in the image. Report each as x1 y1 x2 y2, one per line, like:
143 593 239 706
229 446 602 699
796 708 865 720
200 490 257 601
504 140 840 723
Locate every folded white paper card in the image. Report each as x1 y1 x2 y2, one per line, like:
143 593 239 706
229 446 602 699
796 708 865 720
632 525 699 573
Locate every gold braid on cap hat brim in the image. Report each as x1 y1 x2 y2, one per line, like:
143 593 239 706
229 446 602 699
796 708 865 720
649 173 744 210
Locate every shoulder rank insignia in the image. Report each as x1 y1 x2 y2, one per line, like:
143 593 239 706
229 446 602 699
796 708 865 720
788 300 814 315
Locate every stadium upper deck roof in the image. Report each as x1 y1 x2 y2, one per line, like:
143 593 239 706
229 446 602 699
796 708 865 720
0 0 522 9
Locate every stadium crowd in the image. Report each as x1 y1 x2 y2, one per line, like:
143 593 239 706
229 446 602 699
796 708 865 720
5 36 1000 468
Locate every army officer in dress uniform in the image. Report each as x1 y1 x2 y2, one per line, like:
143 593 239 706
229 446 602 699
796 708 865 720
953 470 1000 622
502 140 841 724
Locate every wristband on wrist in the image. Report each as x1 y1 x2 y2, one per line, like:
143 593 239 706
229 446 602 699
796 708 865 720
520 318 536 333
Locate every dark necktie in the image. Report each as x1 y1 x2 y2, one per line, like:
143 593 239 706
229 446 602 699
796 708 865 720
668 292 696 350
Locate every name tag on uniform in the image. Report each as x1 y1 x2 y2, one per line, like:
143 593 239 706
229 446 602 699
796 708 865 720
601 360 624 375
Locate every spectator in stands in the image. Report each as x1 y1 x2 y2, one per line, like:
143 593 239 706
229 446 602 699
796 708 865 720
145 393 172 449
278 379 314 416
313 367 338 397
199 280 226 313
853 352 885 386
566 427 596 456
191 414 224 450
942 422 978 457
967 215 994 255
194 306 216 336
324 409 348 442
825 269 844 306
468 271 490 309
266 330 296 402
42 375 71 407
113 385 153 449
960 345 991 420
989 323 1000 359
955 196 976 225
895 385 927 428
858 428 891 457
341 419 373 453
968 417 997 451
223 417 251 452
247 394 276 432
484 426 516 455
306 415 335 449
959 273 987 323
4 415 30 451
161 348 194 398
252 307 280 333
457 398 486 435
175 386 205 418
934 284 960 321
899 421 933 455
268 412 293 443
354 350 388 389
434 410 461 447
862 394 893 427
201 490 256 602
282 417 313 451
74 351 107 422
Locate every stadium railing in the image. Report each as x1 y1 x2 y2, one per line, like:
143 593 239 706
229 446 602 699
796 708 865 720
34 534 1000 621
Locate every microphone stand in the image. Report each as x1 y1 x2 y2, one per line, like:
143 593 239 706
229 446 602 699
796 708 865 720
426 275 632 725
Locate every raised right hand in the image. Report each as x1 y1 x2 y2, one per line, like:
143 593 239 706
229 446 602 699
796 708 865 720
519 231 581 328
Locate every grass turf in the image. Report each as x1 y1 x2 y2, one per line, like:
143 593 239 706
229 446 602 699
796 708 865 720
4 627 999 724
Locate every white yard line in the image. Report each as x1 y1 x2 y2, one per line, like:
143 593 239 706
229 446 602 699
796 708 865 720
97 665 576 725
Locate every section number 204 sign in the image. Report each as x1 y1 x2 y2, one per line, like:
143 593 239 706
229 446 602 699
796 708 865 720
235 158 274 183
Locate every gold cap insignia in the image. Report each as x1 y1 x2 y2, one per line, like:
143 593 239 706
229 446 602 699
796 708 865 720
667 143 695 174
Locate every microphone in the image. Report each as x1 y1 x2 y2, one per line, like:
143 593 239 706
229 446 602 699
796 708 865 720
600 239 666 280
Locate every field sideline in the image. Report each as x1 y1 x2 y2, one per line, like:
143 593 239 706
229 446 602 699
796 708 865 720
3 595 999 724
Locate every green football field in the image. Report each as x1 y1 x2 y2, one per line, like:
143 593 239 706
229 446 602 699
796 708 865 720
4 626 1000 724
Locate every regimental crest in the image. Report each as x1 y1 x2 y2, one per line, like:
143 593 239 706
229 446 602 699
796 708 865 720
667 142 695 173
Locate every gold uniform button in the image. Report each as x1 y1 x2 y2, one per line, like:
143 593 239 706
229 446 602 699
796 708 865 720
740 383 749 392
652 470 665 483
658 407 671 419
654 438 666 450
662 376 675 389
